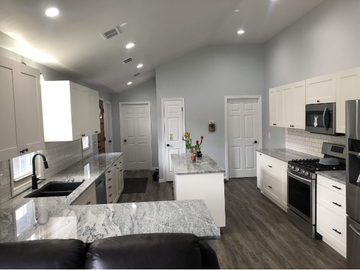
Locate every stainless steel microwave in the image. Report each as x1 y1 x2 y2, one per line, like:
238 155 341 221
305 103 336 135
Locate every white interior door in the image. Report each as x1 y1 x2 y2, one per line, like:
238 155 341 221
163 99 185 182
228 98 259 178
120 103 151 170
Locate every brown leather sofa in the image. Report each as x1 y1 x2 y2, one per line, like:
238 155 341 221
0 233 220 269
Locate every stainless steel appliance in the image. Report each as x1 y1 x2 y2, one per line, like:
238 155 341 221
305 103 336 135
346 99 360 268
287 142 346 238
95 173 107 204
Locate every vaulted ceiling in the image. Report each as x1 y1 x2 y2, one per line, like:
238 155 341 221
0 0 324 93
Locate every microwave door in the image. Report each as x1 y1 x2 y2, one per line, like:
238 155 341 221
323 107 329 130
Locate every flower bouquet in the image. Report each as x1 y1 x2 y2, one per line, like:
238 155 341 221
182 131 204 161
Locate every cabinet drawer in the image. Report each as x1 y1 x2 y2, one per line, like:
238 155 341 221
317 175 346 196
317 184 346 218
263 171 282 202
72 183 96 205
262 155 285 176
317 204 346 256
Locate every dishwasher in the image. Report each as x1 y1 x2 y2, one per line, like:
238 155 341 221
95 173 107 204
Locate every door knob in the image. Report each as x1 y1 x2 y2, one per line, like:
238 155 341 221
124 139 127 142
254 140 258 144
166 144 170 147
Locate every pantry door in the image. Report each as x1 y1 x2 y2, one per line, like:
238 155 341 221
226 97 262 178
162 98 185 182
120 102 152 170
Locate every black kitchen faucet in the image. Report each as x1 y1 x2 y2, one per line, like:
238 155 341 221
31 153 49 189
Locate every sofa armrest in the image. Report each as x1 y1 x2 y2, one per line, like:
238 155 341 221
0 239 86 269
199 241 220 269
85 233 218 269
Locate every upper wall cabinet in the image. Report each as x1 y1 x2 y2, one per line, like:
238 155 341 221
0 57 44 162
269 86 284 127
306 73 336 104
336 67 360 134
283 81 306 129
41 81 100 142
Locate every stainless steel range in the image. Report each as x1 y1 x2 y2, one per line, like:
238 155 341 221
287 142 346 238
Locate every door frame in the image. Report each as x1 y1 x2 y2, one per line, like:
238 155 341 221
224 95 263 180
104 101 113 153
119 101 152 170
161 97 186 183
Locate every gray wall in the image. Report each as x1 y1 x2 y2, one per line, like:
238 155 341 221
110 79 158 168
264 0 360 147
156 44 266 179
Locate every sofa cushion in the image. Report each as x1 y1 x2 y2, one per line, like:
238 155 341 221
0 239 86 269
85 233 204 269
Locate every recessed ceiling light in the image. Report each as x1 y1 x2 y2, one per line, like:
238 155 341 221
126 43 135 49
45 7 59 17
234 10 239 12
237 29 245 35
127 81 132 85
137 64 143 68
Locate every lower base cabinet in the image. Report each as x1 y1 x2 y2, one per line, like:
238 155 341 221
72 183 96 205
316 175 346 257
256 152 288 211
105 156 124 203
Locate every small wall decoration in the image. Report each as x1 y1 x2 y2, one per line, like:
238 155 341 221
169 134 173 141
209 121 215 132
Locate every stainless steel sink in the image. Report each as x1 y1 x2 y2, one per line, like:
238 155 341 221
24 182 82 198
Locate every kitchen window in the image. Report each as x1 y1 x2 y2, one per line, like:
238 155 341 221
82 136 90 150
11 152 43 196
82 136 93 158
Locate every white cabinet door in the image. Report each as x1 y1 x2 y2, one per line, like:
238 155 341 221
336 67 360 134
282 84 294 128
70 83 85 140
0 58 19 161
275 87 284 127
256 152 264 189
269 88 277 126
88 89 100 135
306 73 336 104
293 81 306 129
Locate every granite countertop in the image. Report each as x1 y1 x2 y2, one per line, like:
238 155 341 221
316 171 346 184
257 148 346 184
171 154 225 175
0 153 220 243
256 148 319 163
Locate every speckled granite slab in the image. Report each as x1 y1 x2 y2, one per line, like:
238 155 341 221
0 152 220 243
316 171 346 184
171 154 225 175
256 148 319 163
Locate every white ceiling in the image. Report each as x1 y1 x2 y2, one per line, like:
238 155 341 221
0 0 324 93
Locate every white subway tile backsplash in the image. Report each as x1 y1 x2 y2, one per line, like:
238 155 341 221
285 129 346 157
0 139 84 205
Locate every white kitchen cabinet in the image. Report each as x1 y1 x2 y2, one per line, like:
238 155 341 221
116 156 124 196
256 152 288 211
88 88 100 135
72 183 96 205
282 81 306 129
306 73 336 104
316 175 346 257
0 57 44 162
105 166 117 203
269 86 284 127
41 80 100 142
336 67 360 134
256 152 263 189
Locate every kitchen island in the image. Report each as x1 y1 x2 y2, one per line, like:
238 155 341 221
0 153 220 244
171 153 225 227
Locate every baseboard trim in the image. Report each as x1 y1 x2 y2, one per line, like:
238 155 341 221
159 178 165 183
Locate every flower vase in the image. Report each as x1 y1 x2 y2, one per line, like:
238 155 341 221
190 149 196 163
196 151 202 158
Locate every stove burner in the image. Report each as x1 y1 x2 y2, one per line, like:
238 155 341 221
289 158 345 173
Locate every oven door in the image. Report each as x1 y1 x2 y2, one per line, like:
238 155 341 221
287 170 316 225
305 103 335 135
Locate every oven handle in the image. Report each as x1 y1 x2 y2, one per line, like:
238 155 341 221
287 170 312 184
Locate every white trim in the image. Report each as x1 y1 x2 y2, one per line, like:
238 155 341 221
105 101 113 153
224 95 263 180
161 98 186 182
119 101 152 170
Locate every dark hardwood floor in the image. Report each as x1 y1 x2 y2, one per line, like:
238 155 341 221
118 171 347 269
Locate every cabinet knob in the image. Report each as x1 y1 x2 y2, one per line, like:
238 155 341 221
254 140 258 144
317 100 320 103
20 148 29 154
95 131 98 134
273 123 277 126
268 165 272 168
82 134 86 137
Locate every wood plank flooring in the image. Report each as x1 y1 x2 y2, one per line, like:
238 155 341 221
118 171 346 269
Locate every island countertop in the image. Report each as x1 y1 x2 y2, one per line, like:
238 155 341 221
0 153 220 243
171 154 225 175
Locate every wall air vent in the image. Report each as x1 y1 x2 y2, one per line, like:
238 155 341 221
123 57 133 64
100 26 122 40
134 73 140 77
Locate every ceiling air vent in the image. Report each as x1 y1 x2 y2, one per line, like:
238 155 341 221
134 73 140 77
123 57 133 64
100 26 122 40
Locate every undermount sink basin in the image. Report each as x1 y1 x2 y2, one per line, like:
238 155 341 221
24 182 82 198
